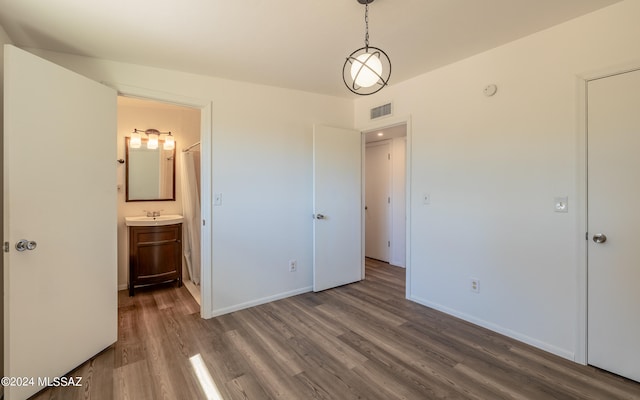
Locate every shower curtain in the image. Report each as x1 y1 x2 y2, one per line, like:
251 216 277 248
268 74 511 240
181 150 201 285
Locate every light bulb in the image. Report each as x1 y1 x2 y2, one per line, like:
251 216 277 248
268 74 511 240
350 52 382 88
147 134 159 150
163 135 175 151
130 132 142 148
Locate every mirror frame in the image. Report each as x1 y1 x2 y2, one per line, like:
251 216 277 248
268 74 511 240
125 137 176 202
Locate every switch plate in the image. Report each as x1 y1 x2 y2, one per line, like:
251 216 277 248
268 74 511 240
554 196 568 213
214 193 222 206
423 193 431 205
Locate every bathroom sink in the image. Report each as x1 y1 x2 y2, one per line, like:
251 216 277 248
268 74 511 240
125 214 184 226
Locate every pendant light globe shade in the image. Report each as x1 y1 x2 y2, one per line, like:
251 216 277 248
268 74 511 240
350 52 383 88
343 46 391 95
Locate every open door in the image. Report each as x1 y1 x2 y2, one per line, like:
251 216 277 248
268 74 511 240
312 125 363 292
587 68 640 382
3 45 117 399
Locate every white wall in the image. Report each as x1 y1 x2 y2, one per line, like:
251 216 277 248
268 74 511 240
355 0 640 361
25 48 354 316
116 98 201 290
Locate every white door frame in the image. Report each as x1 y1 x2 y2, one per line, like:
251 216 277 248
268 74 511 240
359 115 412 298
105 83 214 319
576 63 640 365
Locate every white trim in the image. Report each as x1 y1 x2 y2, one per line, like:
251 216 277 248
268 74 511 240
358 115 412 299
210 287 313 317
410 295 575 361
104 82 214 319
574 76 588 365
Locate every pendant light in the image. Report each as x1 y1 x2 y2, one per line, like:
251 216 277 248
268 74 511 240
343 0 391 95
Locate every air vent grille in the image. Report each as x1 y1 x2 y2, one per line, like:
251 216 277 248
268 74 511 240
370 103 392 119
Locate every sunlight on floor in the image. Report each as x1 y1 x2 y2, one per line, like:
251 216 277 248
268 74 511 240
190 353 223 400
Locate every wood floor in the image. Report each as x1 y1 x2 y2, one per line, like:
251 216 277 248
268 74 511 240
31 259 640 399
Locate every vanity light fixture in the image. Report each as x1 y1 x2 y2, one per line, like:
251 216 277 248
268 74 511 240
146 129 160 150
129 128 174 150
343 0 391 95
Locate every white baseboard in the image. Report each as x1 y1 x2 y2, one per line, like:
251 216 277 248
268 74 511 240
409 295 575 361
209 286 313 318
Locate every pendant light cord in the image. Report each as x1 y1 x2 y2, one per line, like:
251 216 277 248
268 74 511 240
364 3 370 51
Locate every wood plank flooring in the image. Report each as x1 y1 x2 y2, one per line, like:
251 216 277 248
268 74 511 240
31 259 640 399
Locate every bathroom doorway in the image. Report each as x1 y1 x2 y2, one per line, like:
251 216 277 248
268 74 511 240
117 96 203 305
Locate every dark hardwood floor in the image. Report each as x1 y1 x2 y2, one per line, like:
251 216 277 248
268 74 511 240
31 259 640 399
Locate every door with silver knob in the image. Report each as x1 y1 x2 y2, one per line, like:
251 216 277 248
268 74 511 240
313 124 363 292
15 239 37 251
587 68 640 382
592 234 607 244
4 45 118 400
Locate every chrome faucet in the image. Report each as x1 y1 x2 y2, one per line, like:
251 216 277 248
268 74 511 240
144 210 162 217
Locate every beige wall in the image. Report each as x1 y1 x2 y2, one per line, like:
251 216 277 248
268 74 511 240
355 0 640 362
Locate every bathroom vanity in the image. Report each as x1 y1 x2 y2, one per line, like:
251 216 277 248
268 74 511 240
125 215 184 296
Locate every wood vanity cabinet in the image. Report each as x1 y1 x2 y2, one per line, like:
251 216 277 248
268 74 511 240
128 223 182 296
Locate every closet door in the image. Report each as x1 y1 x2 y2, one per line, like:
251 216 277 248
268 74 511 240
587 68 640 382
365 140 391 262
4 45 117 399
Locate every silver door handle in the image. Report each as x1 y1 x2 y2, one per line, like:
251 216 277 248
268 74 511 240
315 214 326 220
592 233 607 244
15 239 37 252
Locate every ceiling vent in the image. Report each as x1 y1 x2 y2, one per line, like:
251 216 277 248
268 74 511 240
370 102 392 120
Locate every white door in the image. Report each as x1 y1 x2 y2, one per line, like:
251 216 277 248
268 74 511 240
3 45 117 399
587 68 640 382
365 140 391 262
313 125 363 291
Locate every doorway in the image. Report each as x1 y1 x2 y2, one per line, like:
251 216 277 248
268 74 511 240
364 123 407 268
586 68 640 382
117 96 203 305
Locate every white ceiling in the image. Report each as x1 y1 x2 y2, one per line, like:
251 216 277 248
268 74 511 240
0 0 621 98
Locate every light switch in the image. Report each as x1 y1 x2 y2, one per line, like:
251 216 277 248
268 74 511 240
422 193 431 205
554 196 568 213
214 192 223 206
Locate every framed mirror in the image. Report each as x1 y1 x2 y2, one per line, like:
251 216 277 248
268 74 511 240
125 137 176 201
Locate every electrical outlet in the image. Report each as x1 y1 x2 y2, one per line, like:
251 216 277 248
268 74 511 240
288 260 297 272
470 278 480 293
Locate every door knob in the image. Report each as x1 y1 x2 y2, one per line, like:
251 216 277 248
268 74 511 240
592 233 607 244
15 239 37 252
315 214 326 220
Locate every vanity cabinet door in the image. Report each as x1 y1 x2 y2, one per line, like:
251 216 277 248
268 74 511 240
129 223 182 295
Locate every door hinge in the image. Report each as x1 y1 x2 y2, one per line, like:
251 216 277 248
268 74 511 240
388 241 391 247
388 197 391 204
4 242 9 252
388 153 391 160
203 219 206 226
